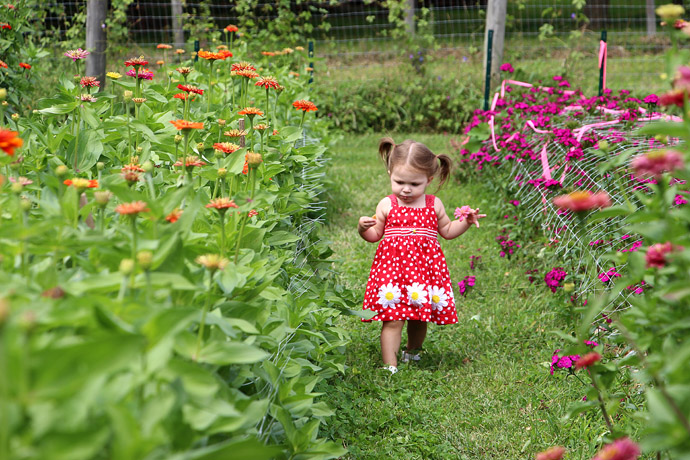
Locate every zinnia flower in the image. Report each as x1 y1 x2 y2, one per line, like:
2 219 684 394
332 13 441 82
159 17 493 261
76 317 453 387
631 149 684 179
646 242 681 268
64 48 90 61
173 93 190 100
500 62 514 73
234 69 259 79
80 76 100 88
238 107 264 117
157 44 172 49
225 24 239 32
196 254 229 271
165 208 183 223
255 76 280 89
231 62 256 72
0 60 7 69
176 67 193 75
177 84 203 95
175 49 185 55
64 178 98 189
224 129 248 138
0 129 22 156
115 201 149 215
174 155 206 168
170 120 204 131
80 94 96 102
592 437 640 460
552 191 611 212
107 71 122 79
254 123 269 131
198 50 232 61
535 446 565 460
19 62 30 70
124 56 148 67
658 89 685 107
575 352 601 369
206 197 238 212
656 4 684 21
213 142 240 154
292 100 318 112
126 68 154 80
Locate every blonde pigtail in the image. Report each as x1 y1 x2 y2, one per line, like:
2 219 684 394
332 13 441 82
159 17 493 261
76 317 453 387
378 137 396 169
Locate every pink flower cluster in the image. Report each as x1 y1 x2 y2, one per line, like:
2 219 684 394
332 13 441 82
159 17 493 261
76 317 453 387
526 269 539 283
550 350 580 375
598 267 621 283
457 275 475 296
496 228 520 258
544 267 567 292
126 68 154 80
469 255 481 270
646 242 682 268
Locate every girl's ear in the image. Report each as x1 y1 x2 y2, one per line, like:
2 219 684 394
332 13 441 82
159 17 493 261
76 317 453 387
427 176 434 184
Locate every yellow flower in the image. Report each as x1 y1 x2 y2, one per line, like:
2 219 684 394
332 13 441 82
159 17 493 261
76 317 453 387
107 71 122 79
656 3 684 21
196 254 229 271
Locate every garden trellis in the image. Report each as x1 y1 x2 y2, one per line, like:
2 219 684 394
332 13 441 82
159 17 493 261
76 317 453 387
461 76 681 323
40 0 668 88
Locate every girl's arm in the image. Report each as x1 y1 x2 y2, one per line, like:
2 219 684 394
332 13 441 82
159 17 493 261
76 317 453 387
357 197 389 242
436 197 485 240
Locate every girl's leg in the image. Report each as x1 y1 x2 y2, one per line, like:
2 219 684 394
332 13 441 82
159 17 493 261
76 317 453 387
406 320 427 351
381 320 404 366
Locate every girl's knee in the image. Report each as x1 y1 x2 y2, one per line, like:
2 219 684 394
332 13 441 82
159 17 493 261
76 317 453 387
382 320 404 331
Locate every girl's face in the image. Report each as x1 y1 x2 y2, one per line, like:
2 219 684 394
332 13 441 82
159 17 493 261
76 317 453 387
389 164 433 205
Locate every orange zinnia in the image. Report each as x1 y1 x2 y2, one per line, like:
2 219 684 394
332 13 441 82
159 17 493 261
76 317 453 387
206 197 238 211
177 84 203 95
19 62 30 70
234 69 258 79
157 44 172 49
293 100 318 112
173 93 190 100
174 155 206 168
213 142 240 154
124 56 148 67
198 50 232 61
0 60 7 69
63 178 98 189
170 120 204 131
165 208 183 223
225 24 239 33
115 201 149 216
0 129 22 156
238 107 263 117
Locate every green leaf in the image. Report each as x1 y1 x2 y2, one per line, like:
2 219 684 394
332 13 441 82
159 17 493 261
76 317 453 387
198 341 269 365
637 121 689 138
267 230 300 246
179 437 281 460
37 426 110 460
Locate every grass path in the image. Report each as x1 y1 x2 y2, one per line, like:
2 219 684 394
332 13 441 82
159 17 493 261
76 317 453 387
318 133 632 459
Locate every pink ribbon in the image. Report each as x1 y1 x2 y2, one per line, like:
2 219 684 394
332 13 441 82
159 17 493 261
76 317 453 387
501 79 533 98
526 120 551 134
599 40 607 91
540 143 552 180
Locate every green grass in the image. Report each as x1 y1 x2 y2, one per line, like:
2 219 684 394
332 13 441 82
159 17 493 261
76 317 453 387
318 133 649 459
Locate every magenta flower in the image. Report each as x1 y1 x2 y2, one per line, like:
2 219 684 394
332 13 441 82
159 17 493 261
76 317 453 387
500 62 514 73
592 437 640 460
643 94 658 104
457 275 476 295
646 242 682 268
598 267 621 283
126 68 154 80
544 267 567 292
631 149 684 179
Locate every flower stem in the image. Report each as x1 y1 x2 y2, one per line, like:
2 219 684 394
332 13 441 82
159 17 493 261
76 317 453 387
194 272 215 360
589 370 615 434
234 214 247 263
207 61 213 113
219 212 226 258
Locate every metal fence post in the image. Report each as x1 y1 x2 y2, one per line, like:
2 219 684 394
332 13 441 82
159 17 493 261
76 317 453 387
484 30 493 111
308 41 314 86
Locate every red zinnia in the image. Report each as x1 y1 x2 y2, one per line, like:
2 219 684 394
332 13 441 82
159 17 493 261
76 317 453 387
255 76 280 90
165 208 183 223
231 61 256 72
535 446 565 460
234 69 259 79
173 93 190 100
646 242 682 268
0 60 7 69
124 56 149 67
292 99 318 112
80 76 100 88
19 62 30 70
0 129 22 156
177 84 204 95
225 24 239 33
575 352 601 370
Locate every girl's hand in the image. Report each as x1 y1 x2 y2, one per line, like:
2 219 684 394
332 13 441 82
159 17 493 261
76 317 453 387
465 208 487 228
358 215 377 234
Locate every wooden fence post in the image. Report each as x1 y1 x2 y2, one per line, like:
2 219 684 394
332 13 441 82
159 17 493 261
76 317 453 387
645 0 656 36
483 0 506 92
86 0 107 87
171 0 184 47
405 0 416 36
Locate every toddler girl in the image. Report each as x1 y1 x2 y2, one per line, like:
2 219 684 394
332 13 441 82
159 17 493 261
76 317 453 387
357 137 485 374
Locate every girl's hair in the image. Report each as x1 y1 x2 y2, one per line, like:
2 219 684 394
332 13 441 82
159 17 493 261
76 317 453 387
378 137 453 191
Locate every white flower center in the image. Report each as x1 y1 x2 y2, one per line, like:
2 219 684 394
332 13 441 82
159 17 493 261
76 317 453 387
385 292 394 301
432 295 440 303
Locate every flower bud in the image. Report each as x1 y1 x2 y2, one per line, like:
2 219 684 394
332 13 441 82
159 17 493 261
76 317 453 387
123 90 133 101
11 113 19 120
217 118 226 126
597 140 609 152
214 149 224 158
10 182 23 194
563 282 575 293
217 167 227 178
196 142 204 150
97 161 105 170
0 88 7 100
174 135 183 144
56 165 69 177
119 258 135 275
2 101 8 106
655 134 669 145
20 197 31 212
142 160 154 173
136 146 143 153
94 190 112 207
137 250 153 270
246 152 263 168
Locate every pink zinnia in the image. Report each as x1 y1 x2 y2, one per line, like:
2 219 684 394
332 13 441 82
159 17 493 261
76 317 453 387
536 446 565 460
553 191 611 212
126 68 154 80
645 242 681 268
575 351 601 369
631 149 684 179
592 437 640 460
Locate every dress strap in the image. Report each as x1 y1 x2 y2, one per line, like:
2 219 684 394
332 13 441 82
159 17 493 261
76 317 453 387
388 194 398 209
425 194 436 208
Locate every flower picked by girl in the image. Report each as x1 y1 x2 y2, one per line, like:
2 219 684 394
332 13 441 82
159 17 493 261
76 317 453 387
357 137 485 374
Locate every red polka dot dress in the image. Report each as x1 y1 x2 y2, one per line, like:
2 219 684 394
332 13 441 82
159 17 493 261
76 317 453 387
362 194 458 324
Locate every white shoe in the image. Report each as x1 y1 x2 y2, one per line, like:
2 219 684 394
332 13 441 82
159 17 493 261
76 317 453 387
382 365 398 374
401 350 421 363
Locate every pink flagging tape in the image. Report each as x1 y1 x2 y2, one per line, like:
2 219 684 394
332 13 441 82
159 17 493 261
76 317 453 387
527 120 551 134
540 142 552 180
501 79 533 98
490 92 499 111
489 117 499 151
574 120 620 142
599 40 607 91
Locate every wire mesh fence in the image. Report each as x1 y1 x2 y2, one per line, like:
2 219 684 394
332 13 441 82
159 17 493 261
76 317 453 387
40 0 671 90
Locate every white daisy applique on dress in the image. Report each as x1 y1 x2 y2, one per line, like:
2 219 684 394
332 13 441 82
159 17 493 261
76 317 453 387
429 285 449 312
378 283 401 309
362 194 458 325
